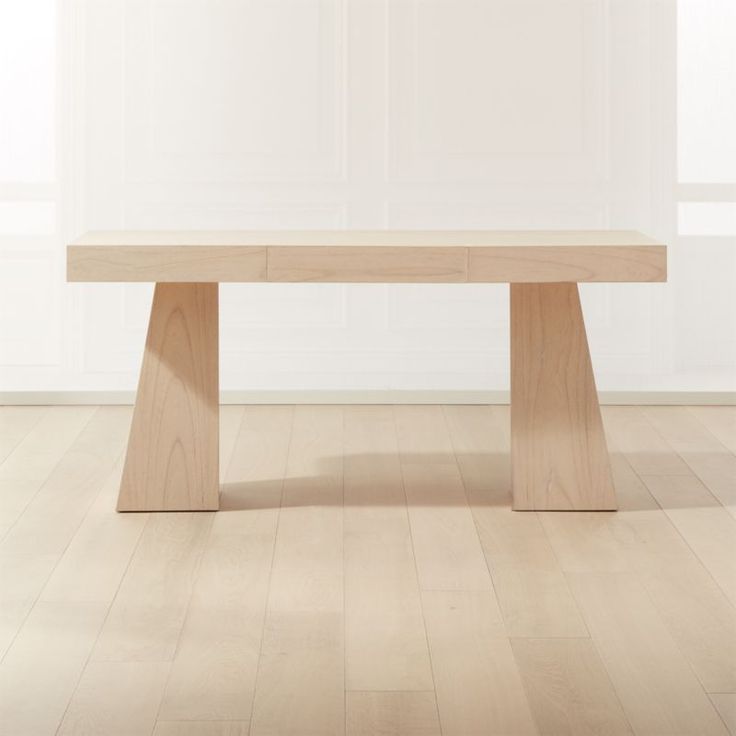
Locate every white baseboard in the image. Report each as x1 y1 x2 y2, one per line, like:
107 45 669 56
1 390 734 406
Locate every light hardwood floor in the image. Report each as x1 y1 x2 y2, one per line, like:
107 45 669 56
0 404 734 736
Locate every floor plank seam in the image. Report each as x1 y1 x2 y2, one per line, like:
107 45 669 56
0 406 101 547
52 490 150 734
390 405 443 736
245 404 295 736
0 416 130 671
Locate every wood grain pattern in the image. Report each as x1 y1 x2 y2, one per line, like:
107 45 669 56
690 406 736 454
510 282 615 510
0 406 96 532
91 513 211 662
67 229 666 283
640 474 736 606
1 405 734 736
58 661 170 736
511 638 632 735
469 245 665 282
157 406 292 722
0 406 47 464
346 692 441 736
567 572 729 735
343 406 433 691
0 602 109 735
267 245 468 283
710 694 736 736
67 245 267 282
153 724 249 736
641 406 736 515
249 406 345 736
2 407 131 555
118 283 219 511
442 405 589 637
421 590 537 736
637 558 736 693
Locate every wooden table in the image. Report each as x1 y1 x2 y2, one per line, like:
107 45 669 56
67 230 666 513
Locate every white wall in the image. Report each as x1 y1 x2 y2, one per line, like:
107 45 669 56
1 0 734 397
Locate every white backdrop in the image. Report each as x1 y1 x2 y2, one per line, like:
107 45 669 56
1 0 734 398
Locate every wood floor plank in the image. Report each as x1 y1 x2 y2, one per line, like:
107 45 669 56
641 406 736 515
154 723 249 736
444 405 588 637
640 474 736 606
511 638 631 735
421 590 536 736
603 443 660 513
491 568 589 639
397 406 491 592
251 611 344 736
441 405 511 502
219 405 247 477
638 557 736 693
3 407 237 626
690 406 736 454
158 406 292 722
601 406 692 476
539 512 629 573
1 403 733 736
0 406 48 465
58 661 170 735
261 405 343 612
250 405 344 736
0 407 132 662
401 463 492 591
0 550 57 660
710 694 736 735
0 601 108 735
540 494 692 575
344 406 433 691
37 456 146 604
542 468 736 693
567 572 728 735
0 405 96 534
0 406 132 556
394 405 457 464
346 691 441 736
91 511 211 662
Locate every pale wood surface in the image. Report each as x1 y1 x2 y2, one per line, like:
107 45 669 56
567 572 729 735
249 406 345 736
344 406 434 691
154 724 249 736
0 406 47 465
68 229 666 283
58 661 170 736
1 404 734 736
118 283 219 511
510 283 616 510
158 406 287 724
510 638 632 735
711 694 736 735
443 405 593 638
422 590 537 735
346 692 441 736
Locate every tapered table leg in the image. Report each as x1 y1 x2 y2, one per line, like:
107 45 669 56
118 282 219 511
510 282 615 510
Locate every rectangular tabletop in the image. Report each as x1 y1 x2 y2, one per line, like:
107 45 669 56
67 229 666 283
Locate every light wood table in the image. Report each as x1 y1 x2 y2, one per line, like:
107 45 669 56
67 230 666 512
